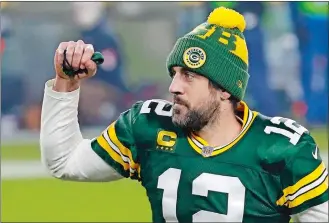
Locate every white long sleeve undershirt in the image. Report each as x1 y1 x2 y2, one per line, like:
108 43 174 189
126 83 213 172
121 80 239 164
40 79 122 182
40 79 328 221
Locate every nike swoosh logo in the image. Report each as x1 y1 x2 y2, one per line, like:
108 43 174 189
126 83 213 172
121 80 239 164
312 146 318 159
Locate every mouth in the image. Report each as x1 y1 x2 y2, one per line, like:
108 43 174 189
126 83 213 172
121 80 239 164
173 96 188 108
173 103 185 108
173 102 188 113
173 101 188 116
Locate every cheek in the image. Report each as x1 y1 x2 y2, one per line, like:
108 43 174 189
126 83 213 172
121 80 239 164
184 81 212 107
189 91 209 108
199 90 219 108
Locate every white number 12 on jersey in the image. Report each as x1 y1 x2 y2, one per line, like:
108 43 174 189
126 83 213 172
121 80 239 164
264 117 308 145
157 168 246 222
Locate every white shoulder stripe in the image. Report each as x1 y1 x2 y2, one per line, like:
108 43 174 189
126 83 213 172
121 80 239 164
286 169 328 202
103 130 136 174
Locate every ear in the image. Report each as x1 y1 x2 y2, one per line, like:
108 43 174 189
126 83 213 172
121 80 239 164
219 91 231 100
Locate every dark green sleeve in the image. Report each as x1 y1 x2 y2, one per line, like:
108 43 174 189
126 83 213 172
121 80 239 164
277 134 328 215
91 101 144 180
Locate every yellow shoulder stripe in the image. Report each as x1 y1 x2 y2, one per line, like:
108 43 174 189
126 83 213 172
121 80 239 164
95 122 140 177
97 135 130 171
287 176 328 208
277 162 327 206
108 122 139 170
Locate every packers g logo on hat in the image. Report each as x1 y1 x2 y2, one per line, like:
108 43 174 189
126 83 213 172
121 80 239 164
183 47 206 69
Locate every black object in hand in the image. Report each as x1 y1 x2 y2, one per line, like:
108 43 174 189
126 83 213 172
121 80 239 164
62 50 104 77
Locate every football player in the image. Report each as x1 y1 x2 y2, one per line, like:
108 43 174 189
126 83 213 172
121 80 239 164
40 7 328 222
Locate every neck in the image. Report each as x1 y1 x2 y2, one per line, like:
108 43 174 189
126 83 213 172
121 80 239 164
195 108 242 147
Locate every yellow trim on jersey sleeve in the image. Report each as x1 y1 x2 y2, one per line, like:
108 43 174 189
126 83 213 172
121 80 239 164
95 122 140 177
277 162 327 207
288 176 328 208
96 135 130 171
108 122 139 170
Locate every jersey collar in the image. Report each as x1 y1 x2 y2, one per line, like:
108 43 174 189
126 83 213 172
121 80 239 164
187 101 258 157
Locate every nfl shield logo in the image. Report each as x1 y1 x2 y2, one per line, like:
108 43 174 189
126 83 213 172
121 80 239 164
202 146 214 157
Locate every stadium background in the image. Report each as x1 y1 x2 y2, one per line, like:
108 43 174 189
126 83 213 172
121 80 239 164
1 2 328 222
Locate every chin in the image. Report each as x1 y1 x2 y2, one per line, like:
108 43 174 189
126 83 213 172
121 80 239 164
172 113 181 124
171 113 186 127
172 105 188 125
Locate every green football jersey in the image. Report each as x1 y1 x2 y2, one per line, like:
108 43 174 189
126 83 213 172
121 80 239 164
91 99 328 222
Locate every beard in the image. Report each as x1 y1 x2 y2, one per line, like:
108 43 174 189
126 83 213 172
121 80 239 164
171 94 220 132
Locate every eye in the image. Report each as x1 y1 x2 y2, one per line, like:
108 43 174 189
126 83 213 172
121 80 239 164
184 70 195 80
170 69 176 78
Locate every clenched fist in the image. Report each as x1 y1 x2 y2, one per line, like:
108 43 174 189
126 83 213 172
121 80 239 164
53 40 97 92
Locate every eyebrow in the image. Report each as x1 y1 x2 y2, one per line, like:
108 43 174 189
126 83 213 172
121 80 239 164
181 67 197 75
181 67 189 73
171 67 199 77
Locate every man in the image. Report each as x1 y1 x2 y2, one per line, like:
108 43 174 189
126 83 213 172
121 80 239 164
40 7 328 222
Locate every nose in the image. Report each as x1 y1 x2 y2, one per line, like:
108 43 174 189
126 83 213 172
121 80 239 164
169 74 184 95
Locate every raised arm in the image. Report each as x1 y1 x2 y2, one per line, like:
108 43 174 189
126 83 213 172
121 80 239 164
40 40 123 182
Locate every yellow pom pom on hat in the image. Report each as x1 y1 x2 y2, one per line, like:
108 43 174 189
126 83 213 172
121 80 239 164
207 6 246 32
166 7 250 101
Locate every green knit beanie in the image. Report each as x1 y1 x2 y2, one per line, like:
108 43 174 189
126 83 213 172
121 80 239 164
166 7 249 101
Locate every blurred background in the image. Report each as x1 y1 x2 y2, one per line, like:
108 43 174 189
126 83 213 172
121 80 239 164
1 1 328 222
